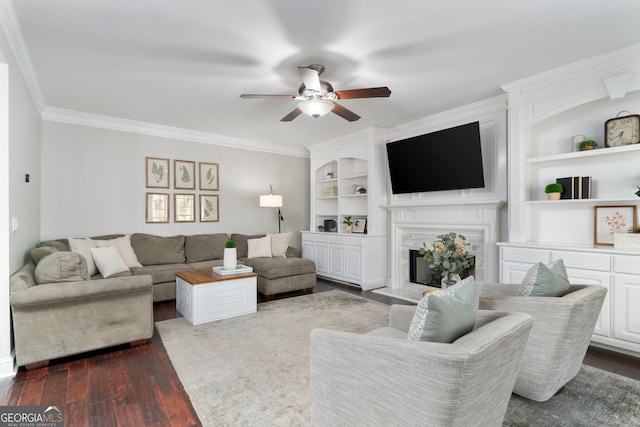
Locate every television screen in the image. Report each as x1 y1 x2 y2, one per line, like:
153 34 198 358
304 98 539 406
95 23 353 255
386 121 485 194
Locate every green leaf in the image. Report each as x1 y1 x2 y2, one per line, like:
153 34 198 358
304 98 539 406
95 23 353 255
151 162 164 183
180 165 190 183
206 168 215 184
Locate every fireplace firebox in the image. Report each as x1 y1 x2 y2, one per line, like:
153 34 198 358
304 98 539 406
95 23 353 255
409 249 475 287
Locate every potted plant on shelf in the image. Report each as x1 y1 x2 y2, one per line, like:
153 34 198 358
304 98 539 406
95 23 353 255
579 140 598 151
545 183 563 200
223 239 237 270
317 225 325 232
343 216 353 233
326 171 334 178
357 187 367 195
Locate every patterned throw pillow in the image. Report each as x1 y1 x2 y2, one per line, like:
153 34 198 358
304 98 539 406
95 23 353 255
407 276 479 343
518 259 570 297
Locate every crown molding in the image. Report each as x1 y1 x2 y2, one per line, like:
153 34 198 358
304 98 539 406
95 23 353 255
0 0 45 112
501 42 640 93
42 107 309 158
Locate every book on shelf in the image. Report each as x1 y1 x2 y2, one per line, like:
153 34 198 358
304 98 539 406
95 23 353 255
556 176 591 199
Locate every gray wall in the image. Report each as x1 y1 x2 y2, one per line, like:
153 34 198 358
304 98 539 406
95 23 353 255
40 121 310 250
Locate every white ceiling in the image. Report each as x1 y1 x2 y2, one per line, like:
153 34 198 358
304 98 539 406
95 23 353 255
8 0 640 150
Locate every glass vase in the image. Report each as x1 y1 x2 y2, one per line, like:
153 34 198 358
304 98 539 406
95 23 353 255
441 274 461 289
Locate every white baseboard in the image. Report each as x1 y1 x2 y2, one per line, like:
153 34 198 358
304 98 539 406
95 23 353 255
0 353 16 378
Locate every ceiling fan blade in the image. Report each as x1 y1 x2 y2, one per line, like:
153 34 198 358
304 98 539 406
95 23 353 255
298 66 322 92
335 87 391 99
281 108 303 122
240 94 295 99
331 102 361 122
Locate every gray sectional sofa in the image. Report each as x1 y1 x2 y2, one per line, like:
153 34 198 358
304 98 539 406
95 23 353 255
9 232 316 368
36 232 316 301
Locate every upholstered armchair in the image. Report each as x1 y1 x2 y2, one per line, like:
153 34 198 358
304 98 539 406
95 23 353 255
310 307 533 427
479 284 607 401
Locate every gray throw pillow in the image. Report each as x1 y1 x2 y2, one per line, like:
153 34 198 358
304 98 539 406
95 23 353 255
519 259 569 297
407 276 479 343
34 252 91 285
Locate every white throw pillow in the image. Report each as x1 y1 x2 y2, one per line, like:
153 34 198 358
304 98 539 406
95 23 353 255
247 235 273 258
94 235 143 268
68 237 98 276
268 232 292 258
90 246 130 278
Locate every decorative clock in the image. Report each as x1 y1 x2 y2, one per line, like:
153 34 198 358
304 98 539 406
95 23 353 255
604 111 640 147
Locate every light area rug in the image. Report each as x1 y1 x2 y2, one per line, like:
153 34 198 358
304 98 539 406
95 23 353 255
156 290 640 427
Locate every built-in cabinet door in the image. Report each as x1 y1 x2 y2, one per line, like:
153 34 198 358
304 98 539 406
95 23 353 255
315 244 329 274
302 241 315 262
344 246 363 281
565 268 611 337
613 274 640 345
329 246 345 276
500 262 532 284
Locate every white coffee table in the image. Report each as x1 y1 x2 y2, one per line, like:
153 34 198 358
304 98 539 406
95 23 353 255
175 268 258 325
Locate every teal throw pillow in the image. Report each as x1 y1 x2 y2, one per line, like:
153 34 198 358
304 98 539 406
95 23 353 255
519 259 570 297
407 276 479 343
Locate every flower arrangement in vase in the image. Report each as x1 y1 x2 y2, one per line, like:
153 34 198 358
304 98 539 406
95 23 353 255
419 232 474 288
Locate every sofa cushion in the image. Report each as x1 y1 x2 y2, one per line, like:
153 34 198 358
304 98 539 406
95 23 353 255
39 239 70 252
407 276 479 343
31 246 59 265
244 257 315 279
130 263 193 284
90 246 130 278
268 232 292 258
34 252 91 285
68 237 99 276
94 235 143 268
519 259 570 297
248 236 272 258
130 233 186 265
230 234 265 258
185 233 229 263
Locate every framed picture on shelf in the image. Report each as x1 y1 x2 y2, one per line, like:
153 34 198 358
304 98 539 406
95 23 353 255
174 194 195 223
352 218 367 233
199 162 219 191
200 194 219 222
146 193 169 223
145 157 170 188
174 160 196 190
593 205 637 246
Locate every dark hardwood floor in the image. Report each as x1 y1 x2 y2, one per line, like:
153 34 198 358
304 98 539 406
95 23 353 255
0 278 637 426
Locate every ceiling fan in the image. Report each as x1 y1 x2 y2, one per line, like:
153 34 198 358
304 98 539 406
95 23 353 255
240 64 391 122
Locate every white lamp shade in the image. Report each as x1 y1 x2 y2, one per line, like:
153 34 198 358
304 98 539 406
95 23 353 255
298 99 334 118
260 194 283 207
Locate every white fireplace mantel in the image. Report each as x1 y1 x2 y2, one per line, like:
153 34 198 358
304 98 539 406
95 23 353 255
384 202 504 295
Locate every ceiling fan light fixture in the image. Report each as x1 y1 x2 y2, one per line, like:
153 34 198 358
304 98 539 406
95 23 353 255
298 99 334 118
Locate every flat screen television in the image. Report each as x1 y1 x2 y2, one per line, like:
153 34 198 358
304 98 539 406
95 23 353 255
386 121 485 194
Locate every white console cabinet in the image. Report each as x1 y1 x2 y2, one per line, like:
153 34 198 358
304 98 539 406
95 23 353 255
499 243 640 357
302 232 385 290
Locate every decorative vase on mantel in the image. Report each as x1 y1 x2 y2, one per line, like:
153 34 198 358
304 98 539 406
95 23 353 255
223 247 237 270
441 274 461 289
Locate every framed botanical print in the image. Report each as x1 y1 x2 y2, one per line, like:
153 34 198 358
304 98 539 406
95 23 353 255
174 160 196 190
199 162 219 191
594 205 637 246
146 157 170 188
200 194 219 222
146 193 169 223
174 193 196 223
